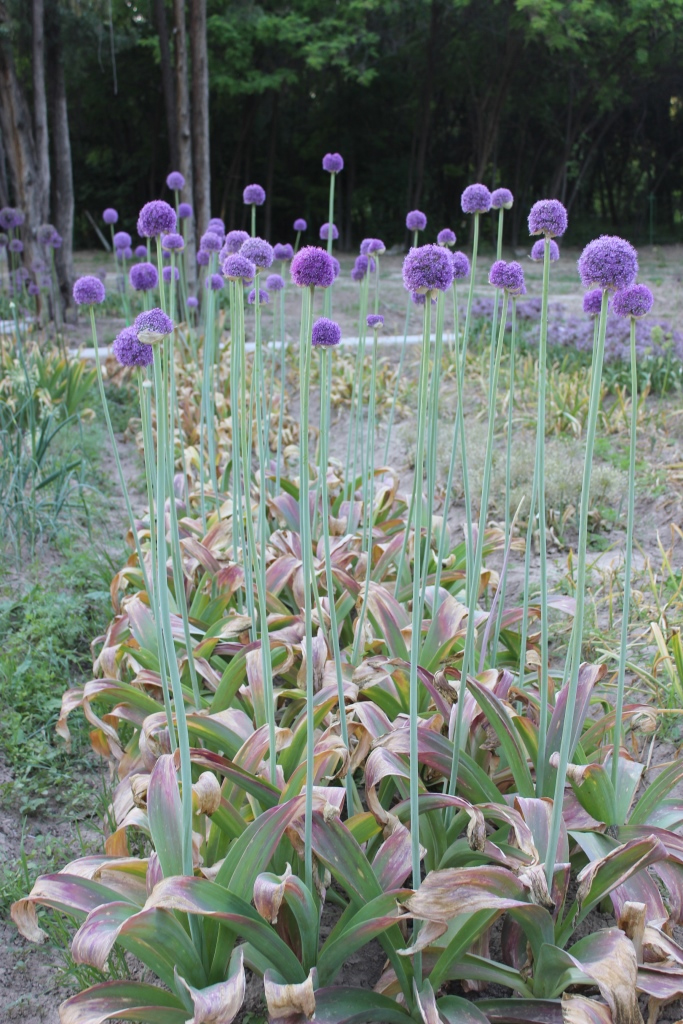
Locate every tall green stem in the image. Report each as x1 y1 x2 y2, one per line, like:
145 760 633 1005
352 327 379 665
492 297 518 657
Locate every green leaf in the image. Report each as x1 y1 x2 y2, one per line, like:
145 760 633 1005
147 755 184 879
316 890 410 984
59 981 186 1024
467 678 535 797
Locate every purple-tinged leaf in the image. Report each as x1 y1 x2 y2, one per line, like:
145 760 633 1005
11 873 140 943
546 663 606 760
146 754 184 879
568 929 642 1024
305 986 412 1024
475 997 563 1023
636 965 683 1000
58 980 186 1024
177 948 245 1024
372 824 414 891
560 994 613 1024
574 834 667 918
571 830 667 925
316 890 410 985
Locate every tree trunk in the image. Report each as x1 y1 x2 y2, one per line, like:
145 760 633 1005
190 0 210 233
173 0 195 278
0 128 9 208
32 0 50 224
411 0 441 209
153 0 179 169
264 92 278 240
47 1 74 307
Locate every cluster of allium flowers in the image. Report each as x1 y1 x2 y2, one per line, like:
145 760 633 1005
200 231 222 252
37 224 58 246
196 249 210 267
178 203 193 220
248 288 269 304
530 239 560 261
437 228 456 246
461 184 492 214
166 171 185 191
367 314 384 329
583 289 604 317
163 265 180 283
491 188 514 210
528 199 567 238
113 326 154 367
488 260 526 294
205 273 224 291
293 218 307 232
9 239 23 253
322 153 344 173
114 231 132 250
208 217 226 236
612 283 654 319
162 232 185 251
406 210 427 231
187 295 199 309
578 235 639 291
134 245 147 259
134 307 173 344
137 200 177 237
351 255 371 281
240 237 274 270
360 238 385 255
273 243 294 261
319 222 338 241
266 273 285 291
450 251 471 280
403 244 454 294
129 262 158 292
102 208 118 225
222 230 249 257
243 184 266 206
222 253 256 280
290 246 335 288
312 317 341 346
73 275 106 305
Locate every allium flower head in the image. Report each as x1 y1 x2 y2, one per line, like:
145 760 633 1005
530 238 560 261
129 262 158 292
163 265 180 283
437 228 456 247
367 314 384 329
205 273 224 291
243 184 266 206
273 243 294 261
28 282 40 296
411 291 437 306
123 246 133 260
578 235 639 292
50 233 62 249
114 231 132 249
196 249 210 266
37 224 58 246
406 210 427 232
266 273 285 291
528 199 567 238
293 218 307 232
402 244 454 294
312 317 342 346
319 222 339 241
461 184 492 214
102 208 118 225
331 256 340 279
290 246 335 288
162 232 185 251
450 251 470 280
134 307 174 344
612 283 653 319
166 171 185 191
73 275 106 305
222 253 256 280
208 217 226 236
200 231 222 252
360 238 385 256
178 203 193 219
134 245 147 258
488 259 526 294
137 200 177 237
187 296 199 309
223 230 250 256
113 326 154 367
240 237 274 270
248 288 269 305
351 258 367 282
9 239 23 253
491 188 514 210
322 153 344 173
583 289 605 317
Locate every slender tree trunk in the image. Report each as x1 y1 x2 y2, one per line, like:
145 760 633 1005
153 0 179 169
0 128 9 208
32 0 50 224
47 1 74 307
190 0 210 233
264 92 278 240
173 0 195 278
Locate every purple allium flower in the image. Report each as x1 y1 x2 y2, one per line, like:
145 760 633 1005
200 231 222 252
162 232 185 251
406 210 427 232
113 231 132 249
266 273 285 291
491 188 514 210
360 238 386 255
411 291 437 306
322 153 344 173
461 184 492 214
123 246 133 260
273 243 294 261
290 246 336 288
166 171 185 191
134 307 174 343
37 224 58 246
187 296 199 309
530 238 560 261
0 207 23 230
134 245 147 258
247 288 269 304
243 184 266 206
240 236 274 270
222 253 257 280
367 314 384 329
196 249 210 266
450 249 470 278
73 275 106 305
488 259 526 294
528 199 567 238
113 326 154 367
583 289 604 317
319 222 339 241
163 265 180 283
130 262 158 291
9 239 23 253
0 233 7 248
223 230 249 255
207 217 226 236
137 200 177 238
293 218 307 232
437 228 456 247
28 282 40 296
578 235 639 292
331 256 340 279
612 283 654 319
178 203 193 220
312 317 342 346
205 273 224 291
351 257 367 282
50 232 62 249
403 244 454 294
102 208 118 225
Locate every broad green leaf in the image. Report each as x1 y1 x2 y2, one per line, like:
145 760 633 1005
467 678 534 797
147 755 184 879
59 981 186 1024
316 890 410 984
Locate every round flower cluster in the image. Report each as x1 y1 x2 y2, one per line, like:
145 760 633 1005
243 184 266 206
102 208 118 225
611 283 653 319
130 263 158 291
9 239 23 253
178 203 193 219
240 237 274 269
134 307 173 343
266 273 285 291
162 232 185 252
208 218 225 236
583 289 604 317
367 314 384 329
222 254 256 280
360 238 385 255
488 260 526 294
37 224 59 246
322 153 344 173
319 222 338 241
73 275 106 305
205 274 224 291
200 231 222 253
450 251 470 280
163 265 180 283
166 171 185 191
273 243 294 261
293 218 307 232
187 296 199 309
402 244 454 294
134 245 147 258
577 235 639 291
290 246 336 288
223 230 249 256
491 188 514 210
113 326 154 367
137 200 177 238
530 239 560 261
528 199 567 238
312 317 342 346
247 288 269 304
196 249 210 267
406 210 427 232
114 231 132 250
461 184 492 214
437 228 456 246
